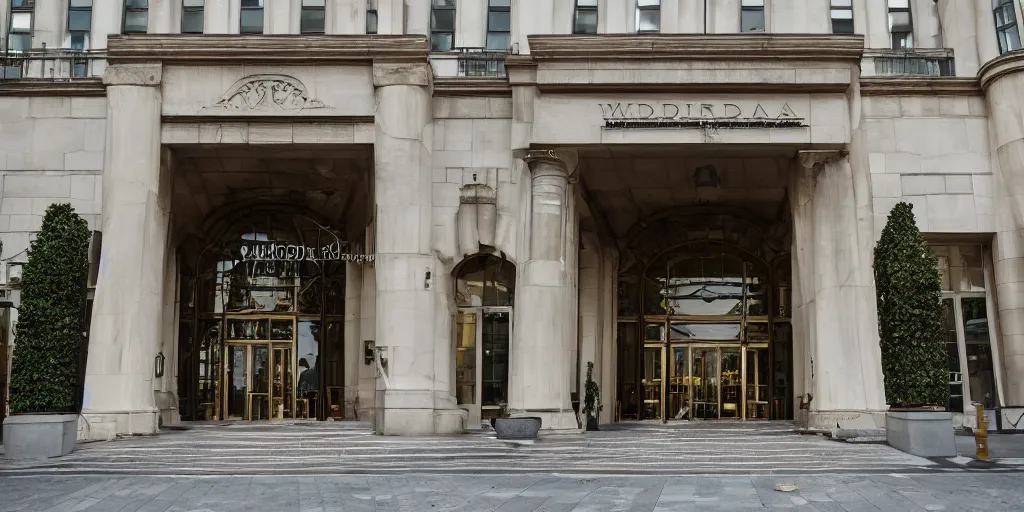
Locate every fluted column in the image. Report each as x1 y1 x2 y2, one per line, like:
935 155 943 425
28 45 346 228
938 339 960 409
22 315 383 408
791 150 886 432
81 64 168 440
510 149 579 431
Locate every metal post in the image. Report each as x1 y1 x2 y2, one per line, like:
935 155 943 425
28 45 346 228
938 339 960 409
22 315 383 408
975 403 990 461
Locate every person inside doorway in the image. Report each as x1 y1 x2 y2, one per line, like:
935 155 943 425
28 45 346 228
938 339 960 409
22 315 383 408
298 356 318 396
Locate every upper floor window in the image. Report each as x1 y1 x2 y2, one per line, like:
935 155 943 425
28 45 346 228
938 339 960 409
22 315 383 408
182 0 204 34
888 0 913 49
123 0 148 34
574 0 598 34
366 0 378 34
7 0 34 52
301 0 325 34
486 0 510 50
636 0 660 33
240 0 264 34
993 0 1022 54
68 0 92 50
741 0 765 33
430 0 455 51
830 0 853 34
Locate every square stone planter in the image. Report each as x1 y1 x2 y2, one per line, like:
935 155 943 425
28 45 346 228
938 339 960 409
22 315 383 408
2 413 78 459
494 417 542 440
886 410 955 457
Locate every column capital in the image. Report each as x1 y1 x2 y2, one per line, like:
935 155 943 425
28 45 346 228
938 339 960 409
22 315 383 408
372 61 432 88
513 149 579 177
795 149 846 170
103 63 162 87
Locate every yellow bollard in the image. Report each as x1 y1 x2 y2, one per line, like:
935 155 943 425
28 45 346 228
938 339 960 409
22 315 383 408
975 403 990 461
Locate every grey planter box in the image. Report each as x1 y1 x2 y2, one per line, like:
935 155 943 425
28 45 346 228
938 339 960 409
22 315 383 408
886 410 955 457
2 413 78 459
493 417 541 440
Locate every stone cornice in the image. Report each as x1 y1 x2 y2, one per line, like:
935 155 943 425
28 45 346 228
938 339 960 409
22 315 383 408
526 34 865 61
106 34 429 64
979 50 1024 90
859 77 982 96
0 79 106 97
432 78 511 97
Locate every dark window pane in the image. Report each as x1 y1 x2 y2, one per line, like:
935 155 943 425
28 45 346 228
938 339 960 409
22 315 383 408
124 10 148 32
240 9 264 33
125 0 148 7
11 0 35 8
366 10 378 34
741 10 764 32
431 32 453 51
182 10 203 33
431 9 455 31
69 10 92 32
832 17 854 34
70 32 87 50
487 10 509 31
574 10 598 34
638 9 659 32
301 8 325 33
962 297 997 408
241 0 262 7
8 33 31 51
1001 26 1022 53
486 32 509 51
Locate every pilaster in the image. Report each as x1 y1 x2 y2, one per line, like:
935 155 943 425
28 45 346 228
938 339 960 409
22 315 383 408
80 63 168 441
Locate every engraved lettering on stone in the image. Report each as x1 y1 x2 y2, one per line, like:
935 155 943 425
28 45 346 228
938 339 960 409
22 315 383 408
599 101 806 129
207 74 329 112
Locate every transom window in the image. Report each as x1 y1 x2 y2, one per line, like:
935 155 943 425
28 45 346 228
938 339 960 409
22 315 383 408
741 0 765 33
182 0 204 34
240 0 264 34
301 0 325 34
430 0 456 51
993 0 1022 54
573 0 598 35
888 0 913 49
122 0 148 34
636 0 660 33
486 0 511 51
830 0 853 34
8 0 34 52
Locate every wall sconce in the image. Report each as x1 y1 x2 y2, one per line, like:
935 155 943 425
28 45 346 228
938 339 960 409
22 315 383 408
154 352 165 378
693 165 720 187
364 340 375 365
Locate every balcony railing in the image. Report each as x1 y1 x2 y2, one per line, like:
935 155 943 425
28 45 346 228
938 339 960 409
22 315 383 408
430 48 507 79
1 48 105 80
865 48 955 77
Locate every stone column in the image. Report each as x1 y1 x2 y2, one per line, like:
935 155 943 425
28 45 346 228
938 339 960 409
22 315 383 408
509 149 579 431
861 0 890 50
982 61 1024 406
791 150 887 432
936 0 980 77
372 61 454 434
80 64 168 441
343 261 362 418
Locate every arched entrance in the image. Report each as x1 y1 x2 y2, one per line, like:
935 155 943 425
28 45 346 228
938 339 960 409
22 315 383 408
615 210 793 422
176 212 351 421
453 254 515 427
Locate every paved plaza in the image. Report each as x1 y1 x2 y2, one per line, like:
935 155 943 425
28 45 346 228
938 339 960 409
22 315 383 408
1 421 1023 510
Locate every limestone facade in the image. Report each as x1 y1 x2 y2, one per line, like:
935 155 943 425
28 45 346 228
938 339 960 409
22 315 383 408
0 1 1022 437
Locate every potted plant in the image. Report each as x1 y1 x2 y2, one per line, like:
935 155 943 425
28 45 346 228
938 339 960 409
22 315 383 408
583 362 601 431
492 404 542 440
2 204 90 459
873 202 954 457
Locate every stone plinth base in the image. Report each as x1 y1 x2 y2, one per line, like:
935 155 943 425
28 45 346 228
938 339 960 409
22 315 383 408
374 389 464 435
807 409 886 433
516 409 579 432
886 410 956 457
78 410 159 441
3 414 78 459
998 407 1024 431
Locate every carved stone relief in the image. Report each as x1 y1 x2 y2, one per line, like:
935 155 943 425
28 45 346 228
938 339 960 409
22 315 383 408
205 74 329 112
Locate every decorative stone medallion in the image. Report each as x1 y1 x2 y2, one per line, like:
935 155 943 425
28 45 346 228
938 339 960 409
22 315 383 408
205 74 328 112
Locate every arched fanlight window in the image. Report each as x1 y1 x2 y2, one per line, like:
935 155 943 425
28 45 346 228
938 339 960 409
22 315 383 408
454 254 515 307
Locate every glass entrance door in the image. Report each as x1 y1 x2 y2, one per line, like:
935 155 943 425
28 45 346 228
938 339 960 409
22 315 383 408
650 343 773 421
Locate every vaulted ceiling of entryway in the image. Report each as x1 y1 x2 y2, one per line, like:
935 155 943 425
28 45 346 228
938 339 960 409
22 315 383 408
168 144 373 248
577 146 793 240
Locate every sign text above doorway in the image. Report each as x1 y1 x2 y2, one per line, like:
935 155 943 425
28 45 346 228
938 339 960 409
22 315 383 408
599 102 806 129
239 240 374 263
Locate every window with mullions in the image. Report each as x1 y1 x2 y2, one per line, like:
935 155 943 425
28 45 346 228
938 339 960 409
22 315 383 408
68 0 92 50
574 0 598 34
830 0 853 34
240 0 264 34
430 0 456 51
486 0 510 51
888 0 913 49
366 0 378 34
301 0 325 34
122 0 148 33
993 0 1022 54
8 0 35 52
636 0 660 33
182 0 204 34
741 0 765 32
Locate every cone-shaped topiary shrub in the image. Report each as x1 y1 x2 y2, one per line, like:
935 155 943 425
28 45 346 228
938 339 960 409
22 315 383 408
873 202 949 408
8 203 90 414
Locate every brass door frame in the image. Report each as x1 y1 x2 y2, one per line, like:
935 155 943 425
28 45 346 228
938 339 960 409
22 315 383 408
455 308 484 428
220 314 303 421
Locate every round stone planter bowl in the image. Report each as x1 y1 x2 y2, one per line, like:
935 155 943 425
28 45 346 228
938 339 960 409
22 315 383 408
493 417 542 440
